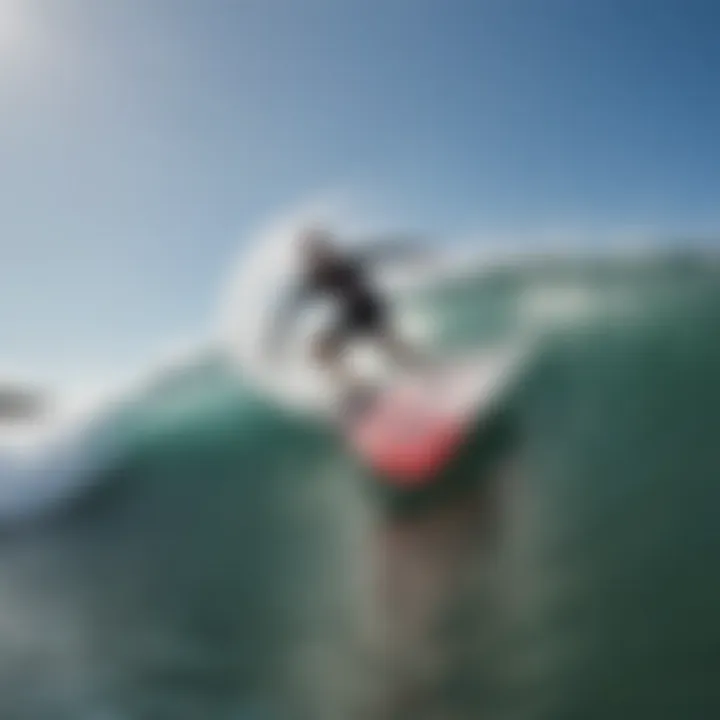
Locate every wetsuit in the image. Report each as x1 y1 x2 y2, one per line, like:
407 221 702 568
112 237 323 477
269 236 425 354
302 255 387 342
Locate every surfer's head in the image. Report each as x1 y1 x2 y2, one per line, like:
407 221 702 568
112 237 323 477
297 226 337 267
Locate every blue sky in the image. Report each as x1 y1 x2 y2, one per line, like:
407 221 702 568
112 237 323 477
2 0 719 387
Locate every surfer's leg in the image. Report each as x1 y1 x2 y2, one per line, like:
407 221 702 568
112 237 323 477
387 336 423 374
377 324 427 374
352 299 426 374
311 326 356 388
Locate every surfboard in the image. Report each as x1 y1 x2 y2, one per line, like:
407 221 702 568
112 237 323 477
344 346 525 486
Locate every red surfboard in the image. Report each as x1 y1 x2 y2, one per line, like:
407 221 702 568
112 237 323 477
346 349 522 485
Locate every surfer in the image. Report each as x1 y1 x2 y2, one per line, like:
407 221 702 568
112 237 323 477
266 226 426 395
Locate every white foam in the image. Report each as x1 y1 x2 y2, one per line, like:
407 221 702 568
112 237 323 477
0 373 145 522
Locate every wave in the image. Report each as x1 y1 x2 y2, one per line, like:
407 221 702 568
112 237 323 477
1 232 716 525
0 238 719 716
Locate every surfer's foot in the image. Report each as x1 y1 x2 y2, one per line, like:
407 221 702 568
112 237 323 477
339 383 377 422
394 347 435 377
322 360 373 413
379 335 429 375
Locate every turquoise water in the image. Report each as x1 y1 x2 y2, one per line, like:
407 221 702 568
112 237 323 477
0 253 718 718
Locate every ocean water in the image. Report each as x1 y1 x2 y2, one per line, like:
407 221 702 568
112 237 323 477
0 252 719 719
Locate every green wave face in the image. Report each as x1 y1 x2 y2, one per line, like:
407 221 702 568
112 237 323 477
0 253 718 719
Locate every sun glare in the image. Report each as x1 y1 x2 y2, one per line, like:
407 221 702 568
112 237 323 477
0 0 34 64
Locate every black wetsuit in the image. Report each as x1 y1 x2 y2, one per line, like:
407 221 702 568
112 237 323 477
302 255 387 340
272 238 423 352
